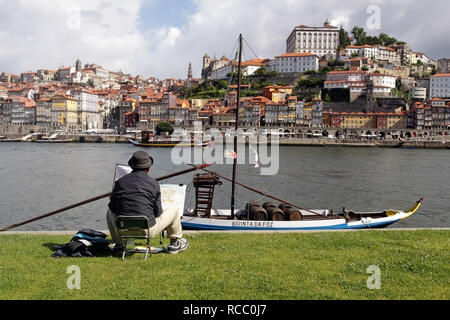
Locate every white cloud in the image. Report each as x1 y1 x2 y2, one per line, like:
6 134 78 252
0 0 449 79
0 0 147 75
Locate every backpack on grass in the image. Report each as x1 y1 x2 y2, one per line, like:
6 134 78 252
52 229 110 258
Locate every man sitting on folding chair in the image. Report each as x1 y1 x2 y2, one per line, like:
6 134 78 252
106 151 189 255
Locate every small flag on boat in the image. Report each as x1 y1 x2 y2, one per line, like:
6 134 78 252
250 146 259 168
224 150 237 159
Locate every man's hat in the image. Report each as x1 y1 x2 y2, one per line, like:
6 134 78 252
128 151 154 170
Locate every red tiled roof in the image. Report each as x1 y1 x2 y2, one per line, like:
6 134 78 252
276 52 317 58
345 45 362 49
369 73 396 77
295 23 338 29
328 71 367 74
379 46 396 52
431 73 450 78
24 100 37 108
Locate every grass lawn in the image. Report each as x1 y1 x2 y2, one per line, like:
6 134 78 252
0 230 448 300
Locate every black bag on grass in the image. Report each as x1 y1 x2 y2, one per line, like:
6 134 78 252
52 229 110 258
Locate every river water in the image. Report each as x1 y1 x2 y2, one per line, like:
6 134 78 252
0 142 448 231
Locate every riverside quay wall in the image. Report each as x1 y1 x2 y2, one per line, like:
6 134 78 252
3 135 448 149
276 138 449 149
2 124 449 148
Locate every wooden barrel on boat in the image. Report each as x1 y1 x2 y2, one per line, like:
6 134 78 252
278 203 293 213
267 207 285 221
245 201 260 211
246 203 267 221
262 202 277 211
243 202 258 220
285 208 303 221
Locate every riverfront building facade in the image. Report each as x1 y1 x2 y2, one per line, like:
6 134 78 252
51 94 78 132
430 73 450 98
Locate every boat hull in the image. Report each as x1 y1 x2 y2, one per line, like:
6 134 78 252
129 139 212 148
33 139 73 143
181 216 398 231
376 142 405 148
181 200 423 231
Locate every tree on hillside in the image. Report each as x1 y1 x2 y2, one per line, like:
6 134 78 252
320 66 331 73
338 27 351 50
350 27 403 47
378 33 398 46
351 26 367 45
253 66 269 77
213 79 228 90
294 77 324 102
155 122 174 135
364 35 381 45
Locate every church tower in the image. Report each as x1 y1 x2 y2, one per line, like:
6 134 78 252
202 53 211 80
187 62 193 88
75 58 82 71
203 53 210 70
187 62 193 80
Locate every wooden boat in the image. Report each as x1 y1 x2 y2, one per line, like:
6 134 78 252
181 199 423 231
32 133 73 143
178 167 423 231
375 141 405 148
129 139 213 148
0 136 20 142
33 139 73 143
130 129 213 148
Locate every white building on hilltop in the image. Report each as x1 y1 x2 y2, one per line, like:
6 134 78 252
268 53 319 74
201 54 232 80
286 20 340 59
210 59 267 80
343 45 401 65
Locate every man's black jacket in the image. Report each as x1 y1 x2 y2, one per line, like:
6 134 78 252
108 170 163 227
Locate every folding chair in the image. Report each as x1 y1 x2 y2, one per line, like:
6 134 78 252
116 216 151 261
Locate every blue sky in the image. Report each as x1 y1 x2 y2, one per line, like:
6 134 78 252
139 0 196 30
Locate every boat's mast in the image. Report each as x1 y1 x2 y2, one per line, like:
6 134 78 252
231 34 243 219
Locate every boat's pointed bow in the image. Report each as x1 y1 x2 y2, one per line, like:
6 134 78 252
387 198 424 220
403 197 424 219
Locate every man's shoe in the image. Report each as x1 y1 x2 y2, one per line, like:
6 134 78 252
110 243 124 255
168 238 189 254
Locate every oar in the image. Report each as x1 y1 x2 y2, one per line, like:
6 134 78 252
188 164 326 217
0 164 211 232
